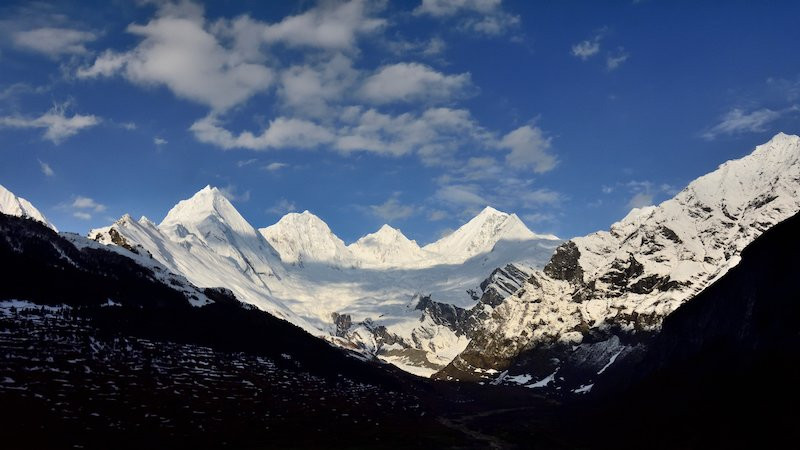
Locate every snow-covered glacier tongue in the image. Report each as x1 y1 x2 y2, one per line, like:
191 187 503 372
436 132 800 390
260 206 561 377
91 187 561 377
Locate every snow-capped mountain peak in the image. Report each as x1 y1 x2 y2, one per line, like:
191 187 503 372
160 186 251 234
259 210 352 267
0 184 56 231
424 206 558 263
348 224 430 267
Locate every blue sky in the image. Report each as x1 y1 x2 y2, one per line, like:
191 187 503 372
1 0 800 243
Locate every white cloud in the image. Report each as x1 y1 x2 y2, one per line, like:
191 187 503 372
369 196 416 221
12 27 96 56
38 159 55 177
620 180 674 210
236 158 258 167
434 184 489 207
191 115 336 150
386 36 447 57
218 185 250 203
702 107 784 140
77 9 273 111
76 50 128 78
572 39 600 60
263 0 385 51
263 162 288 172
627 192 653 209
606 48 629 71
154 137 167 145
415 0 503 17
520 188 562 207
62 195 106 221
571 29 606 60
522 212 556 224
462 13 520 36
266 198 297 215
360 63 471 104
121 122 137 130
278 54 358 116
414 0 519 36
0 104 100 143
499 125 557 173
427 209 448 221
72 196 106 212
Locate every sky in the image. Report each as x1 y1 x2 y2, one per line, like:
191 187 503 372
1 0 800 244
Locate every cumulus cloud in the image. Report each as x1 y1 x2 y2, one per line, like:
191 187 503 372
263 0 385 50
278 54 358 116
191 115 336 150
702 107 788 140
499 125 557 173
154 137 167 146
72 196 106 212
0 104 100 143
60 195 106 220
12 27 96 56
572 39 600 60
77 6 273 111
360 63 471 104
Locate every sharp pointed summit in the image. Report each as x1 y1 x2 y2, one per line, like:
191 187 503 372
424 206 559 263
348 224 430 268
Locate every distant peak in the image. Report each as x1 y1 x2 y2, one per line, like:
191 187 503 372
377 224 399 233
160 185 245 229
477 206 507 217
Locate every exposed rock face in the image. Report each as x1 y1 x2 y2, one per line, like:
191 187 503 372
543 241 583 286
437 133 800 384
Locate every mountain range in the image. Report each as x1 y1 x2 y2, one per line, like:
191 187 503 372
1 133 799 447
2 133 799 382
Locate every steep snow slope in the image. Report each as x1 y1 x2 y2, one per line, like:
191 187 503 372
90 197 321 336
259 211 354 268
424 207 558 264
439 132 800 382
347 224 434 268
0 184 56 231
160 186 285 285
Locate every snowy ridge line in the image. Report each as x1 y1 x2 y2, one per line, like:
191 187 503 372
438 132 800 385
